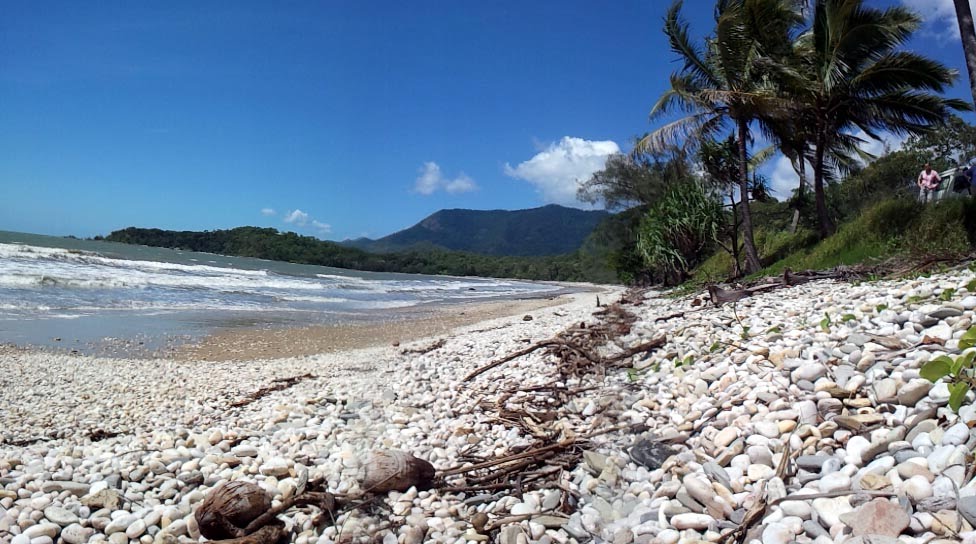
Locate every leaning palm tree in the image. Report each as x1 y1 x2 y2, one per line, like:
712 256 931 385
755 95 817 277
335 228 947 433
953 0 976 107
637 0 800 274
791 0 969 238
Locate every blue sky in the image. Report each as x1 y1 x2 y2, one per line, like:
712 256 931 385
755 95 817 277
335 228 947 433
1 1 973 240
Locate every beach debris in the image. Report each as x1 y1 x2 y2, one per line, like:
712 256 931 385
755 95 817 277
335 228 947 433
207 524 286 544
195 479 340 542
229 373 316 408
399 338 446 355
628 439 678 470
195 481 273 540
361 450 436 493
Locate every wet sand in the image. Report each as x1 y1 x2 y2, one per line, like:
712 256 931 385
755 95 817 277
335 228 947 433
176 295 578 361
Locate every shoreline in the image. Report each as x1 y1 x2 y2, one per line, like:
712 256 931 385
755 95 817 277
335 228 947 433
5 269 976 543
176 292 583 361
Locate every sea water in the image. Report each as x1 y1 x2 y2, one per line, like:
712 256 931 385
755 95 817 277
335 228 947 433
0 231 562 353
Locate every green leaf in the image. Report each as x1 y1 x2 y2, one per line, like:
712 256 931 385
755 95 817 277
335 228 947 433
961 327 976 350
948 382 969 412
952 355 965 375
875 304 888 312
767 325 782 334
968 278 976 291
960 351 976 369
842 314 856 322
709 341 721 353
920 357 953 382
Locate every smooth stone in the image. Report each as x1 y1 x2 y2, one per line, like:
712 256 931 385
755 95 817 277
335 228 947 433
762 522 793 544
929 307 963 319
125 518 147 539
670 513 714 530
60 524 94 544
959 496 976 527
792 364 827 383
819 472 851 493
897 380 933 407
813 496 853 528
902 475 933 501
874 379 898 403
259 457 291 477
23 523 59 539
754 420 780 439
38 482 89 496
897 462 934 482
702 462 732 491
942 423 970 446
713 427 739 449
43 506 78 526
844 498 910 537
797 455 832 471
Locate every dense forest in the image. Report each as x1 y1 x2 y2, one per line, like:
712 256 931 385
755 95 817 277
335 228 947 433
345 205 609 256
102 226 618 283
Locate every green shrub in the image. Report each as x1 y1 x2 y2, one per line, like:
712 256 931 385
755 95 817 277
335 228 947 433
636 181 724 285
903 199 974 256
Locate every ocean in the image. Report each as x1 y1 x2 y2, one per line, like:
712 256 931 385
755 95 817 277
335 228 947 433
0 231 563 354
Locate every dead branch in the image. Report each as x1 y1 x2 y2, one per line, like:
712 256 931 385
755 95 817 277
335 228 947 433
400 338 446 355
439 439 577 476
230 373 316 408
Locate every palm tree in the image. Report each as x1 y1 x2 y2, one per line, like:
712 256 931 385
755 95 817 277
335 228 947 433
954 0 976 107
638 0 799 274
791 0 969 238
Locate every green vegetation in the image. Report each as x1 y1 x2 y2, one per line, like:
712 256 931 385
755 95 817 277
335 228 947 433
103 226 615 283
346 204 608 256
921 326 976 412
582 0 975 287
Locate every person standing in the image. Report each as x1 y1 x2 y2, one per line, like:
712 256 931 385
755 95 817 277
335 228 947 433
917 163 941 203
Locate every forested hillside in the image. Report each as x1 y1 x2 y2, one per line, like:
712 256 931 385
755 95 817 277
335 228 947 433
102 226 618 283
344 205 609 255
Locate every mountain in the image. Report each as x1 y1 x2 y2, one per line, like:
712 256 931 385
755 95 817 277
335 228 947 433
345 204 610 256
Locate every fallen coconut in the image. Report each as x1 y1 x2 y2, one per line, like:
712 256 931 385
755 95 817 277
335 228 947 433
195 481 273 540
361 450 436 493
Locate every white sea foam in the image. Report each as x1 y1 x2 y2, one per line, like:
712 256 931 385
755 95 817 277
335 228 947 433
0 242 561 321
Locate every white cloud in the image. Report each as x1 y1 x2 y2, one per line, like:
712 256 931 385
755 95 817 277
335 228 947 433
766 131 908 199
312 220 332 234
260 208 276 216
901 0 975 41
770 155 803 199
283 209 309 226
279 208 332 237
413 162 478 195
504 137 620 206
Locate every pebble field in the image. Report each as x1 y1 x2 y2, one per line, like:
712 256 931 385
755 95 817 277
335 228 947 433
3 269 976 544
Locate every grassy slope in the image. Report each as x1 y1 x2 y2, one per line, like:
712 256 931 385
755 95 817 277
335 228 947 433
690 197 976 284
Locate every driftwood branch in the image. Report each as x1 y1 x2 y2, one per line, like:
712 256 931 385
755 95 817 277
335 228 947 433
708 268 853 307
439 439 576 476
230 373 316 408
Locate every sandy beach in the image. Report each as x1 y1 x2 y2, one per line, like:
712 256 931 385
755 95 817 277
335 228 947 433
5 271 976 543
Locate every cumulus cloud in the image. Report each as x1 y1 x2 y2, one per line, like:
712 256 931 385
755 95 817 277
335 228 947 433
283 209 310 226
279 208 332 237
413 162 478 195
312 220 332 234
260 208 276 216
504 137 620 206
901 0 975 40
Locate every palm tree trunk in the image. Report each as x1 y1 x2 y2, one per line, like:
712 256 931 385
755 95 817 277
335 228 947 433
790 150 808 234
728 188 742 278
737 118 762 273
813 132 834 239
954 0 976 107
